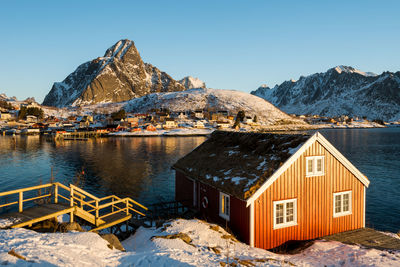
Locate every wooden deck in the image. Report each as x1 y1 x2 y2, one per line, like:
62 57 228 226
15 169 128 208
0 203 73 228
0 182 147 232
323 228 400 251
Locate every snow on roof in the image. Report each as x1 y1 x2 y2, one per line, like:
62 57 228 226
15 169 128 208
173 131 310 200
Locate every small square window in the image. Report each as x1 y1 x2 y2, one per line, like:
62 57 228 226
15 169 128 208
273 198 297 229
306 156 324 176
333 191 352 217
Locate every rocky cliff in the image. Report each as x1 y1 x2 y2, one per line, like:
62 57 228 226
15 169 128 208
251 66 400 121
43 39 186 107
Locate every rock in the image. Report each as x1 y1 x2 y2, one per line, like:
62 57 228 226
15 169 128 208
179 76 206 89
43 39 186 107
58 222 83 232
101 234 125 251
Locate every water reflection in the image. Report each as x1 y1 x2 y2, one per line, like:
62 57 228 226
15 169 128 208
0 129 399 232
0 136 206 206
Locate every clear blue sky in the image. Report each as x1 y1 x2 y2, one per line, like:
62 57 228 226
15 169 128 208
0 0 399 102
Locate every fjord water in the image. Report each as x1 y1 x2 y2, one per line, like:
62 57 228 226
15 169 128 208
0 128 399 232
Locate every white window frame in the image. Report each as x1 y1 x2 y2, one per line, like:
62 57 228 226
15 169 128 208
333 190 352 217
306 156 325 177
273 198 297 229
219 192 230 221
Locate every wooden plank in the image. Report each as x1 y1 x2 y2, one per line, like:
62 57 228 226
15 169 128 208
324 228 400 251
11 206 74 228
90 214 132 232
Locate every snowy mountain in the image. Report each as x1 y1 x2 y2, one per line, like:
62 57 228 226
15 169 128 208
0 93 17 102
43 39 185 107
251 66 400 121
178 76 206 89
123 88 305 125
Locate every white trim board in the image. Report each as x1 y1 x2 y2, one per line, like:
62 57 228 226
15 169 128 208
246 132 370 207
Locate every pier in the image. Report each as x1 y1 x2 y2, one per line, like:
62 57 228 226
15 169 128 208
0 182 147 232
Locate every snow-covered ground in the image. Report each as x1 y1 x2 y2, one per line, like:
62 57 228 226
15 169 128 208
0 219 399 266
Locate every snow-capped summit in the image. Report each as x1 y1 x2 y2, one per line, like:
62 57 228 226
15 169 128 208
178 76 206 89
43 39 185 107
332 65 377 77
251 66 400 121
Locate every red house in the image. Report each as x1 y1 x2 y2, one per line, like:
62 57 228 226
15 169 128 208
173 131 370 249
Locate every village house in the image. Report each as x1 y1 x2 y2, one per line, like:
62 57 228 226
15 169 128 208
163 118 177 129
0 111 12 121
194 110 204 120
193 120 205 129
176 111 187 120
157 112 169 122
244 116 253 124
213 121 230 129
26 115 38 123
173 131 369 250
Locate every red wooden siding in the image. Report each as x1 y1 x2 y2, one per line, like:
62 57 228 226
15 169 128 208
254 140 365 249
175 171 250 244
175 171 194 207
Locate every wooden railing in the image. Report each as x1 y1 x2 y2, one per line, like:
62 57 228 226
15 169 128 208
0 182 147 227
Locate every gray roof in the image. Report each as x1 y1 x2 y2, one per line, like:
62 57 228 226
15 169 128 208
173 131 310 200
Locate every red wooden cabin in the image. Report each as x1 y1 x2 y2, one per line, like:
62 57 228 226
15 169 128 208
173 131 369 249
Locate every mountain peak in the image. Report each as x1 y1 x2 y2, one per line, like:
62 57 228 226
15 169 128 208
332 65 377 77
251 66 400 121
104 39 136 60
179 76 206 89
43 39 185 107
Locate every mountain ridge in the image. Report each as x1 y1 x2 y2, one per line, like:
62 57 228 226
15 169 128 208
251 65 400 121
43 39 186 107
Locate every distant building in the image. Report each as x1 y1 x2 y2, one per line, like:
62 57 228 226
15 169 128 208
244 116 253 124
193 120 205 129
0 111 12 120
164 118 177 128
194 110 204 120
213 121 230 129
26 115 38 123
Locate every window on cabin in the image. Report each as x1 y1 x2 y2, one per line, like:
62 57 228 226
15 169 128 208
306 156 325 176
219 192 230 220
273 198 297 229
333 191 352 217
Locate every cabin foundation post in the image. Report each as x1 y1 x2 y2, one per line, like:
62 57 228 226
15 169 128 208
18 192 23 212
54 184 58 204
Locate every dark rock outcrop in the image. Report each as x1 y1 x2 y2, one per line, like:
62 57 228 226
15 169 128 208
251 66 400 121
43 39 185 107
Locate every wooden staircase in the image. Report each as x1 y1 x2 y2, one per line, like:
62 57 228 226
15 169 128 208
0 182 147 231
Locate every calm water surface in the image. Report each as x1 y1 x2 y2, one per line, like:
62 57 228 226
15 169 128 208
0 128 398 232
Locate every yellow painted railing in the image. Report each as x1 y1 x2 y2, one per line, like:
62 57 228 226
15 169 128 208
0 182 147 227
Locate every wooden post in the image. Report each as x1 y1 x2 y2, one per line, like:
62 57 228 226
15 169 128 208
70 187 74 207
54 184 58 204
19 192 23 212
95 200 99 226
126 200 129 215
70 211 74 223
111 197 114 213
